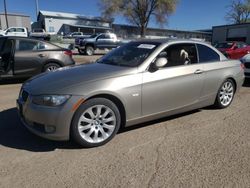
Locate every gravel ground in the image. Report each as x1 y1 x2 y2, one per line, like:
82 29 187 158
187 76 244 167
0 57 250 187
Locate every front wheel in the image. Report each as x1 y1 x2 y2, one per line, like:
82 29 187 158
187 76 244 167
71 98 121 147
214 79 235 109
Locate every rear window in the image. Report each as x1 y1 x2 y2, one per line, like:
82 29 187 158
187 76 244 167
197 44 220 63
16 28 25 32
214 42 233 49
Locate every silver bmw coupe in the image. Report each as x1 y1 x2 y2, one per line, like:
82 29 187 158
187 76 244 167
17 39 245 147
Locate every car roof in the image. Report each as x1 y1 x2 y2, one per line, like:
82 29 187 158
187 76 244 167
132 38 209 45
0 36 63 49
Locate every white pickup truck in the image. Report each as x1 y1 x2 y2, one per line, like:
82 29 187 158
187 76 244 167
0 27 28 37
30 28 51 41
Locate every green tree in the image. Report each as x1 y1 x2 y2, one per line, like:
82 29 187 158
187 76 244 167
225 0 250 24
99 0 178 37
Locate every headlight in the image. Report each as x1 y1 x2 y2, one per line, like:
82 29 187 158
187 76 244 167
32 95 70 107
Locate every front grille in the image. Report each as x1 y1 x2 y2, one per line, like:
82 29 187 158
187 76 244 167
21 90 29 102
244 63 250 69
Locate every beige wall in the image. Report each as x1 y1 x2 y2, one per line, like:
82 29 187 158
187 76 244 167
0 14 31 31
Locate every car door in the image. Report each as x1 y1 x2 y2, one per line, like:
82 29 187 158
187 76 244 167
96 34 112 49
14 39 47 76
142 43 204 116
196 44 225 100
0 38 15 74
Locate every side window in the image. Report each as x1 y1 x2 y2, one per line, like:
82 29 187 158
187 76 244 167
197 44 220 63
160 43 198 68
7 28 16 32
17 40 39 51
49 26 54 32
98 34 111 39
16 28 25 32
37 42 47 50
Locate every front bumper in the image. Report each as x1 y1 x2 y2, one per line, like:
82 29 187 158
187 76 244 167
17 92 82 141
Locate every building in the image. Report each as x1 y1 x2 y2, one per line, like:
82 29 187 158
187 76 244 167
34 10 211 41
35 10 113 35
113 24 212 41
0 13 31 30
212 23 250 44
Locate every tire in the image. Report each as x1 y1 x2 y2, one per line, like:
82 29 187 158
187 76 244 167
43 63 61 72
71 98 121 148
214 79 235 109
85 45 94 56
78 48 85 55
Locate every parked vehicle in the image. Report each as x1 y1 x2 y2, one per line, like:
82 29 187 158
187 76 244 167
240 54 250 78
215 41 250 59
17 39 245 147
65 32 91 38
0 37 75 79
75 33 120 55
0 27 28 37
30 28 51 41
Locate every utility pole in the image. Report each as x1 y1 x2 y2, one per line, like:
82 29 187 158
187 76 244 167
4 0 9 29
35 0 39 19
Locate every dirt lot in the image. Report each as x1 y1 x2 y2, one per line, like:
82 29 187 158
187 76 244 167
1 55 250 187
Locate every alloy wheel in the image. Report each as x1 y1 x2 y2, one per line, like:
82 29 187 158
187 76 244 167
77 105 116 143
219 81 234 106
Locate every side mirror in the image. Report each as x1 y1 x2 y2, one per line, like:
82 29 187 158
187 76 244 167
155 57 168 68
149 57 168 72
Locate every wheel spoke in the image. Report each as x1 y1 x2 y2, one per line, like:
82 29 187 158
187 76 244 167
79 124 91 132
103 116 115 123
86 108 95 119
103 123 115 130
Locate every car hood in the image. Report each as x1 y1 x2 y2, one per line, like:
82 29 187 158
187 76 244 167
23 63 137 95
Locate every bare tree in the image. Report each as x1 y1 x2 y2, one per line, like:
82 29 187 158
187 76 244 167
225 0 250 24
99 0 178 37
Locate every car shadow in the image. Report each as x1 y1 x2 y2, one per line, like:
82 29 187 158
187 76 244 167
0 107 201 152
243 79 250 87
0 108 81 152
0 78 28 85
119 109 200 133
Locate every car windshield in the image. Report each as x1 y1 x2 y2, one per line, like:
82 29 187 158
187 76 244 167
97 41 160 67
89 34 97 38
214 42 234 49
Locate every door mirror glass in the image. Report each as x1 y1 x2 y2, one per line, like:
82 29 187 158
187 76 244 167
155 57 168 68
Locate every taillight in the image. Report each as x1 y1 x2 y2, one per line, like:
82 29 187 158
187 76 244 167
241 63 245 70
64 50 72 57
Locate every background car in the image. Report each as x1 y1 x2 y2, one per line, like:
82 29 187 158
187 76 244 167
240 54 250 79
215 41 250 59
75 33 121 55
17 39 244 148
0 37 75 79
0 27 28 37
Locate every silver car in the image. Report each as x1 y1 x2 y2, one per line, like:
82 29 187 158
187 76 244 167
17 39 245 147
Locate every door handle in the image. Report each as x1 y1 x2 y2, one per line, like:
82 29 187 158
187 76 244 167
38 54 45 58
194 69 203 74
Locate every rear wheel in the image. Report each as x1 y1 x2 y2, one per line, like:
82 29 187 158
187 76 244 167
71 98 121 147
43 63 60 72
214 79 235 109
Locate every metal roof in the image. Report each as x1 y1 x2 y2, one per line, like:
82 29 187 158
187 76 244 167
39 10 112 22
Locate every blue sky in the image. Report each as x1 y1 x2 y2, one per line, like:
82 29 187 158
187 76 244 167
0 0 230 30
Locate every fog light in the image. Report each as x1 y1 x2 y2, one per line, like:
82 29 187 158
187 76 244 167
45 125 56 133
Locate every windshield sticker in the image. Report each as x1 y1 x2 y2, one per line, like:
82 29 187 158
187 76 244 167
137 44 156 49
